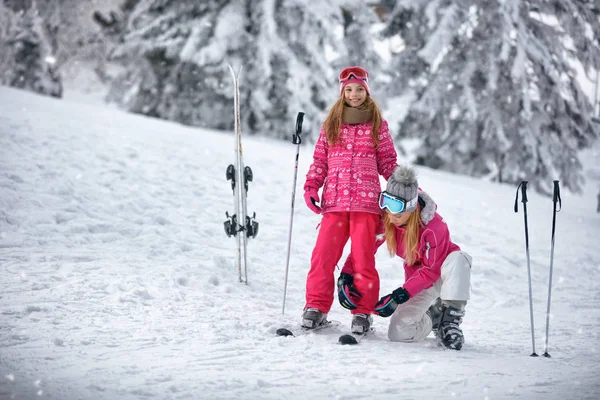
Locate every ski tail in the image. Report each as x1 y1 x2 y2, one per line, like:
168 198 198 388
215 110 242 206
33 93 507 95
339 328 375 345
276 321 341 337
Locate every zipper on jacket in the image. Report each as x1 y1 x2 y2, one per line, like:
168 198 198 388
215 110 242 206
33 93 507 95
425 242 431 262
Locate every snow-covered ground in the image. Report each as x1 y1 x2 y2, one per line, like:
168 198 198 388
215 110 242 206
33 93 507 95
1 85 599 400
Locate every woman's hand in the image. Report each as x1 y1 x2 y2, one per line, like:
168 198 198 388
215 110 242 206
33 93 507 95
374 287 410 317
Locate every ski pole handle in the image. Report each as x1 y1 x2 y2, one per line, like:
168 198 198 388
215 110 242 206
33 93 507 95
514 181 528 213
293 112 305 144
552 180 561 212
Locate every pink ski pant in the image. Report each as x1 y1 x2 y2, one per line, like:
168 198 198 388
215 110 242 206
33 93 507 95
305 212 380 314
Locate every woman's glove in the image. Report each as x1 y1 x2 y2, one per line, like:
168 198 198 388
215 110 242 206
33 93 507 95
374 287 410 317
337 272 362 310
304 187 322 214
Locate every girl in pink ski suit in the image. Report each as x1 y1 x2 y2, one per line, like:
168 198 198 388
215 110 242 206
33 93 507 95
301 66 398 333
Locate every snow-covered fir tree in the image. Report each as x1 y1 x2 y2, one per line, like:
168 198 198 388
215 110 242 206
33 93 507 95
383 0 600 194
35 0 74 69
234 1 342 138
3 0 32 12
1 0 123 93
4 1 62 98
333 1 388 96
104 0 375 138
0 1 15 83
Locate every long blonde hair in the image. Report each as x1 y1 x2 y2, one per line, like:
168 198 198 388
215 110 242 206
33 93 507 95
383 208 423 265
322 96 382 147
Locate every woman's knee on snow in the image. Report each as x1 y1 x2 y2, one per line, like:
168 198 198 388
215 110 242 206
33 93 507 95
387 314 432 342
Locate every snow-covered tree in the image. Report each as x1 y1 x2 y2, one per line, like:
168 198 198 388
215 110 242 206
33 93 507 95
0 1 16 83
39 0 121 76
36 0 69 69
3 0 32 12
383 0 600 194
5 1 62 98
235 1 342 138
106 0 379 138
334 1 387 94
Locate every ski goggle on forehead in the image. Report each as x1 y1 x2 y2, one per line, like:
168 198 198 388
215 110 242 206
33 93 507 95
378 191 417 214
338 66 369 83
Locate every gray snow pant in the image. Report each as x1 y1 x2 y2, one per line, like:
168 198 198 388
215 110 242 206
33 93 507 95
387 251 472 342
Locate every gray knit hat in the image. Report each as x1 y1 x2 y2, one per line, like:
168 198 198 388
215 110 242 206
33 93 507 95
385 165 419 213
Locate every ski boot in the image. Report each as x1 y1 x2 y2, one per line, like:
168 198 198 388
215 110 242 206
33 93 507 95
426 297 443 337
351 313 373 334
438 305 465 350
301 308 327 329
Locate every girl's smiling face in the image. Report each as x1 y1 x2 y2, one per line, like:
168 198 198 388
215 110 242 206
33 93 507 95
343 83 367 107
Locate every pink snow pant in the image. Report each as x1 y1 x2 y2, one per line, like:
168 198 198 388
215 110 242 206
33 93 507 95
305 212 380 315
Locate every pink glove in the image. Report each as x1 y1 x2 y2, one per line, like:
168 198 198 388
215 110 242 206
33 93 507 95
304 187 322 214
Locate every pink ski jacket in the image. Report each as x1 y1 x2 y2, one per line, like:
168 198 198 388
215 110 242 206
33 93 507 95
304 120 398 215
343 189 460 297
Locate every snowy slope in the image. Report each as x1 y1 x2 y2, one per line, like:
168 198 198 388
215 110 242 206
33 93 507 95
1 85 599 400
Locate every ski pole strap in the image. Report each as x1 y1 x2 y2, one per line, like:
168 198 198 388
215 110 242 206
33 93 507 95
514 181 528 213
293 112 305 144
553 180 561 212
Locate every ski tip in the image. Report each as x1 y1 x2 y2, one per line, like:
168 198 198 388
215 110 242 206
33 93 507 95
338 334 359 345
276 328 294 337
227 64 242 77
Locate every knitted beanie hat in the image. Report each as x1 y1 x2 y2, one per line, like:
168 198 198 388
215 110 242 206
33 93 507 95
339 66 371 96
385 165 419 213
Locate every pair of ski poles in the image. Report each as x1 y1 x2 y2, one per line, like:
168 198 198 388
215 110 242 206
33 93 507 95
514 180 561 357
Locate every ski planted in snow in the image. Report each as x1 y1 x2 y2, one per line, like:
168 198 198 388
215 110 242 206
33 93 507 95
338 328 375 345
224 65 258 285
276 320 341 337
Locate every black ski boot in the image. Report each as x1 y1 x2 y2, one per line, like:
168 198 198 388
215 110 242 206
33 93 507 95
438 305 465 350
351 313 373 334
301 308 327 329
426 297 443 336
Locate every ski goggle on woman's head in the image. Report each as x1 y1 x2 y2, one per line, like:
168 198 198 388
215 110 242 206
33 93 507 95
338 66 369 83
378 191 417 214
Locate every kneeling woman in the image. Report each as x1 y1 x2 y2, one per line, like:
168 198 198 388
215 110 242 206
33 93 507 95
376 165 473 349
340 165 472 350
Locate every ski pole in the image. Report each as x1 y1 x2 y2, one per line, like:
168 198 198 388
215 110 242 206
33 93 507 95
543 180 561 358
282 112 305 315
514 181 538 357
